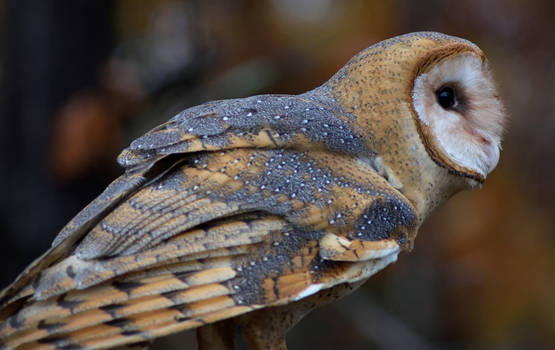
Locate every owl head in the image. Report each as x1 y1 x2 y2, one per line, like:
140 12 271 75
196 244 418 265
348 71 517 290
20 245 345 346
410 40 504 182
325 32 506 219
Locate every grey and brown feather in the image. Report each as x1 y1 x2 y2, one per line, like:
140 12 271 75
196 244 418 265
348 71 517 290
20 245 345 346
0 32 505 350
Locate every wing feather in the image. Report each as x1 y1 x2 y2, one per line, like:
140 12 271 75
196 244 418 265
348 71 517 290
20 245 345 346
0 103 418 350
117 94 367 172
33 215 283 300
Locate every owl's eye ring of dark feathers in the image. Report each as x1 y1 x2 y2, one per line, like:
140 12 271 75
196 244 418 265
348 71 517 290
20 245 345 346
436 85 457 109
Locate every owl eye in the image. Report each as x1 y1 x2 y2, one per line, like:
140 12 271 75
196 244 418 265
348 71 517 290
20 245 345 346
436 86 457 109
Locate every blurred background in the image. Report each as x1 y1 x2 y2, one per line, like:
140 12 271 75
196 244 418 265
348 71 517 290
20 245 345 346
0 1 553 349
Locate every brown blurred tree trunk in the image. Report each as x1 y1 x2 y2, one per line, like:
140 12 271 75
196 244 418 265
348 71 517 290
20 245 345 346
0 0 114 287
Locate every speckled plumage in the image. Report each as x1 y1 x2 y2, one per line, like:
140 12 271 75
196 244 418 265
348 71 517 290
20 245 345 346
0 32 505 350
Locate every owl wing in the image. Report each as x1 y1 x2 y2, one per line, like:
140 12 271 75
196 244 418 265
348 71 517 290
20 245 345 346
0 148 412 349
0 91 368 307
0 93 418 349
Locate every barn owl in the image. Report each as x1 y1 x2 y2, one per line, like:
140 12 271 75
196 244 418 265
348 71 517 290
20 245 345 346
0 32 505 350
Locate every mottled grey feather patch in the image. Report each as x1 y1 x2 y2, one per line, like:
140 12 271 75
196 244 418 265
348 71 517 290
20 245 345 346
229 228 322 306
352 195 416 242
119 88 372 170
129 129 184 151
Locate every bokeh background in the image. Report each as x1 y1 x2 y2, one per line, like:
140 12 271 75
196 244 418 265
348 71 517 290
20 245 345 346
1 1 554 349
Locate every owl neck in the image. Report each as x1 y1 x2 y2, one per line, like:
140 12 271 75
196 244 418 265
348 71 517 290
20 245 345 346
311 84 470 224
370 114 471 224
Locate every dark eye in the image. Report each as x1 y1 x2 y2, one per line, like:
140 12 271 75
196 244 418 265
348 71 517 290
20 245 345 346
436 86 456 109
